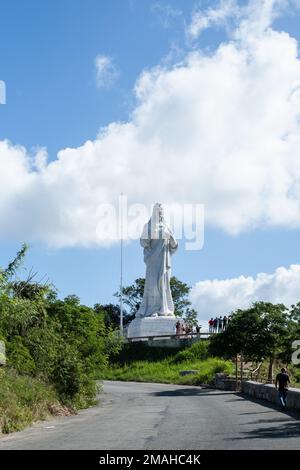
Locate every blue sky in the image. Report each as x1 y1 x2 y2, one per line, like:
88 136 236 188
1 0 300 320
0 0 196 156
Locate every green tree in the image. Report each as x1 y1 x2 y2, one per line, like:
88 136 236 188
209 302 289 381
115 278 145 315
290 302 300 323
1 243 29 284
0 245 114 408
0 296 45 339
94 303 134 329
278 302 300 365
115 276 196 320
184 308 199 328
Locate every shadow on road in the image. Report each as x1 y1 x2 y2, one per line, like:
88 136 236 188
235 393 300 420
227 421 300 440
242 417 296 425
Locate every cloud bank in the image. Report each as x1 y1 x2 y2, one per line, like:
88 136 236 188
190 264 300 322
1 0 300 247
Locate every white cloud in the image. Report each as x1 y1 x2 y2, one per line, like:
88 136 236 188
187 0 240 39
190 264 300 322
94 54 119 88
1 1 300 246
151 3 183 29
186 1 300 41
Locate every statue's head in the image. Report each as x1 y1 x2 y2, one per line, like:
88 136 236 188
152 203 164 222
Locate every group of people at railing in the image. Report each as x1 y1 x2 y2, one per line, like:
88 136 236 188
208 315 232 334
174 315 233 338
175 320 201 337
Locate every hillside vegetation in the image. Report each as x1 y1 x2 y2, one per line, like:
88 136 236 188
0 245 121 433
101 341 233 385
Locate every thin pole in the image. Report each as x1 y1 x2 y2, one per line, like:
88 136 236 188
235 353 238 391
120 192 124 336
240 351 244 390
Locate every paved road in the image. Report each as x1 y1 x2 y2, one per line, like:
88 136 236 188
0 381 299 450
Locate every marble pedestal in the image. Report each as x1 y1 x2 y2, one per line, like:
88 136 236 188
127 316 177 339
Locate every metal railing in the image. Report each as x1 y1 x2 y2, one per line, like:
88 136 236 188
127 332 211 342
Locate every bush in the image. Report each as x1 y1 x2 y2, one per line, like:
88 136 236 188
171 341 209 364
50 345 99 408
110 341 183 365
0 293 110 414
178 358 233 385
0 246 117 433
293 367 300 386
0 368 60 434
6 337 36 374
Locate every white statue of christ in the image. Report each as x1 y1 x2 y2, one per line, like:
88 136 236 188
136 203 178 318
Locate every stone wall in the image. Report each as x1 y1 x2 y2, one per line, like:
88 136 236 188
214 376 300 411
214 373 238 391
242 381 300 411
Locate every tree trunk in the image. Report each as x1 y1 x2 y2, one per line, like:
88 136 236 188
268 356 274 383
240 351 244 385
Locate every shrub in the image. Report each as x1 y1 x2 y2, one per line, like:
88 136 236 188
6 337 36 375
0 368 60 434
171 341 209 364
0 246 114 433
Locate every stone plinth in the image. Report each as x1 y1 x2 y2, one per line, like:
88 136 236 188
127 316 177 339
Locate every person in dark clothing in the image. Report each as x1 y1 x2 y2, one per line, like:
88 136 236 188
275 368 290 411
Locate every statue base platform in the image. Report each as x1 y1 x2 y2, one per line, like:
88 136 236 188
127 316 177 339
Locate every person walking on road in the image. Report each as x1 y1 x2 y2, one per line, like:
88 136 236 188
275 368 290 411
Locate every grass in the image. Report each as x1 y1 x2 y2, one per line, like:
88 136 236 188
101 340 234 386
102 357 233 385
0 367 69 434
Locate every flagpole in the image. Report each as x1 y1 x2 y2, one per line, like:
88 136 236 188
120 192 124 336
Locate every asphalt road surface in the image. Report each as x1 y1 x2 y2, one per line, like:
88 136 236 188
0 381 299 450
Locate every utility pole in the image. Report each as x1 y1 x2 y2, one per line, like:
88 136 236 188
120 192 124 336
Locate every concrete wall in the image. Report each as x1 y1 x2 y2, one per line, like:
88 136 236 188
146 336 202 348
242 381 300 412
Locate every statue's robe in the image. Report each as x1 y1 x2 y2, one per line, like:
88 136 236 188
136 213 178 318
